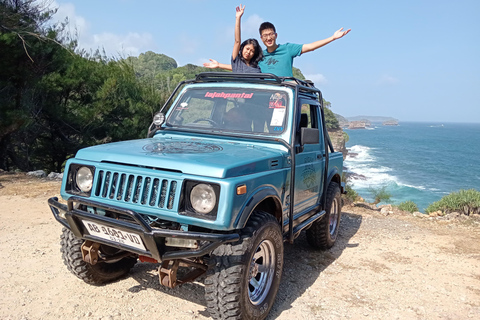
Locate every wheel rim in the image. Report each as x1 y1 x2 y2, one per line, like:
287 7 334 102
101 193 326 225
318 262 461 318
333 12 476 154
329 197 339 236
248 239 276 305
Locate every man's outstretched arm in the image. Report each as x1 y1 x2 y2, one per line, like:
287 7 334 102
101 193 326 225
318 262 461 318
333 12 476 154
301 28 351 54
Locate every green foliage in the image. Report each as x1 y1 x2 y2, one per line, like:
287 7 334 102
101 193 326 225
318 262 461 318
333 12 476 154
397 201 419 213
426 189 480 215
292 67 305 80
344 184 359 203
343 131 350 143
368 186 392 205
324 105 340 130
126 51 177 79
0 0 163 172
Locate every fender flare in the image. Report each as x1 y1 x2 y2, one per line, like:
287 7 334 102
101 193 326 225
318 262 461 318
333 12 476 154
234 186 282 229
327 167 343 192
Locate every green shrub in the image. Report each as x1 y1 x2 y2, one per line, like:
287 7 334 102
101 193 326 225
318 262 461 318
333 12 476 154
397 200 419 213
343 184 358 203
426 189 480 215
368 186 391 205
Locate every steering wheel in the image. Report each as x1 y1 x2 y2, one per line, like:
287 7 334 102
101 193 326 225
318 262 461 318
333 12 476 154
193 118 218 126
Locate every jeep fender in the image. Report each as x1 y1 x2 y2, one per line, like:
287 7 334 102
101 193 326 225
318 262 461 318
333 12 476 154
327 168 343 193
234 186 282 229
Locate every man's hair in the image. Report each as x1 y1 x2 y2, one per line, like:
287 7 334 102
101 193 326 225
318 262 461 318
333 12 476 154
259 22 276 35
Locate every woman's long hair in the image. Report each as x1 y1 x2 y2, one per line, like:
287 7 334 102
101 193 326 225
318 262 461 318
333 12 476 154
239 38 264 68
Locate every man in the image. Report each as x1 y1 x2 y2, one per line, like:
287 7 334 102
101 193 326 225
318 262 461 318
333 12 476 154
204 20 351 78
258 22 351 77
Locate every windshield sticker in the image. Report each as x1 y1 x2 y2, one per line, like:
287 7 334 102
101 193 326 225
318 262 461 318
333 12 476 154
204 92 254 99
269 92 287 108
270 108 286 126
176 102 189 110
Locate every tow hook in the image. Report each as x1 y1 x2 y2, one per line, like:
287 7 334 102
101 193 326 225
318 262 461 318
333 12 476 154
81 241 100 265
159 259 208 288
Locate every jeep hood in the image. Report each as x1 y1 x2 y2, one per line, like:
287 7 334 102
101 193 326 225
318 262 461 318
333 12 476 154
75 136 286 178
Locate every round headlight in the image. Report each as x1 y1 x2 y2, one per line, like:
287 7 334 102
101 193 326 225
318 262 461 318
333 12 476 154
190 184 216 214
153 113 165 126
76 166 93 193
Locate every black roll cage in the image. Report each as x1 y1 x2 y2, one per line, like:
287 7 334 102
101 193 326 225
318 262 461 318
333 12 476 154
157 72 335 243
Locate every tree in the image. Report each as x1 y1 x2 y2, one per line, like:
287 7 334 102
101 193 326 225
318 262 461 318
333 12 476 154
126 51 177 79
323 100 340 130
0 0 75 170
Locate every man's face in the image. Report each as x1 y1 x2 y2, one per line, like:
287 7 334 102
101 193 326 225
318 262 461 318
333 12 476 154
260 28 277 49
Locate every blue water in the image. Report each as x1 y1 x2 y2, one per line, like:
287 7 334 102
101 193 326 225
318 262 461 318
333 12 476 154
344 122 480 211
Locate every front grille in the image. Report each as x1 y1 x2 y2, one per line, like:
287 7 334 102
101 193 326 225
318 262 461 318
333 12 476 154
94 170 178 210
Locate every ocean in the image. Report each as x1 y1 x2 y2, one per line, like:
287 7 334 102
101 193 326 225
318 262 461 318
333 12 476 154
344 122 480 212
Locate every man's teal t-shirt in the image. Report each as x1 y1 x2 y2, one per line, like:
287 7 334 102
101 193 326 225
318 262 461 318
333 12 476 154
258 43 303 77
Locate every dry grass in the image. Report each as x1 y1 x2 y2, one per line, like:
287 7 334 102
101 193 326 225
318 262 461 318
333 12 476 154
0 172 61 198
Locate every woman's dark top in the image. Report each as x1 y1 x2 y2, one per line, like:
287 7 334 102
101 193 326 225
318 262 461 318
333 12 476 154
231 56 261 73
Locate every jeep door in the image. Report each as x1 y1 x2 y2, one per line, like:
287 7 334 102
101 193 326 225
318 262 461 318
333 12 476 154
293 101 325 217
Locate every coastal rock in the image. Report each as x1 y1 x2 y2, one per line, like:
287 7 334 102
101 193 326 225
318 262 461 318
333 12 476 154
327 128 348 160
346 172 367 180
348 121 369 129
354 202 379 211
428 210 443 217
412 211 425 218
379 205 394 216
383 120 399 126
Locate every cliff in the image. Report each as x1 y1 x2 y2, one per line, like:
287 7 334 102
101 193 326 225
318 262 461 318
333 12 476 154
327 128 348 160
383 120 399 126
348 120 370 129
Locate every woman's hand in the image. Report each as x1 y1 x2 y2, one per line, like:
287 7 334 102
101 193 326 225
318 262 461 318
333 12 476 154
203 59 220 69
236 4 245 19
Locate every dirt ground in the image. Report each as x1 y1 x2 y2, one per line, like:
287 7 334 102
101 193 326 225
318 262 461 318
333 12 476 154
1 173 479 320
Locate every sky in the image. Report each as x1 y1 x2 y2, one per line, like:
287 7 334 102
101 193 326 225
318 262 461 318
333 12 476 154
48 0 480 123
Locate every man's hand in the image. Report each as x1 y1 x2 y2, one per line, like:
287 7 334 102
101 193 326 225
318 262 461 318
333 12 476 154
332 27 351 40
236 4 245 19
203 59 220 69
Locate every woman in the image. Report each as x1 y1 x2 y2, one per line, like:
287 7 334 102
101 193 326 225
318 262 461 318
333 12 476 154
204 5 263 73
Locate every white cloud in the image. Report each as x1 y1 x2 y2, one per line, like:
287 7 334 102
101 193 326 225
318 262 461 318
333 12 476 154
54 2 88 36
243 14 263 36
304 73 328 85
378 74 399 85
90 32 154 57
50 1 154 57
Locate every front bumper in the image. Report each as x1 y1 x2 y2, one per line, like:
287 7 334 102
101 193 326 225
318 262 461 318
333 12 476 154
48 196 239 262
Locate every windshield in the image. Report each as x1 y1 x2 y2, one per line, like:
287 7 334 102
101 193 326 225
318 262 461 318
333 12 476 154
166 87 289 134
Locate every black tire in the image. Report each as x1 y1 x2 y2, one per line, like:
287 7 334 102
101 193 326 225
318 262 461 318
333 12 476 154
205 211 283 320
306 182 342 249
60 228 137 285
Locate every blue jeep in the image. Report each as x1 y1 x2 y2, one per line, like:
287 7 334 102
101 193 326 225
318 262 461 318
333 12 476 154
48 72 344 320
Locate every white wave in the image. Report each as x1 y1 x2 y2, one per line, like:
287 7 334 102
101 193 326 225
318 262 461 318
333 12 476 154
346 145 427 191
346 145 375 163
348 168 398 189
366 127 375 130
398 182 426 190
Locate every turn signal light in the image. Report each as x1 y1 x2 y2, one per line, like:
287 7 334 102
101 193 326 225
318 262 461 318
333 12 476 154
237 185 247 195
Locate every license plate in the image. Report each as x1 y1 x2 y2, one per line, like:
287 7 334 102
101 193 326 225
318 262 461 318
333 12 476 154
82 220 146 251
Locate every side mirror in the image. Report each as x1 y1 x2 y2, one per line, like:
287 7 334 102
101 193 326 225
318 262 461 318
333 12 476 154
301 127 319 145
147 112 165 138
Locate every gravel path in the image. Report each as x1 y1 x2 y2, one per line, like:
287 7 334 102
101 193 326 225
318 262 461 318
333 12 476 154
0 177 479 319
